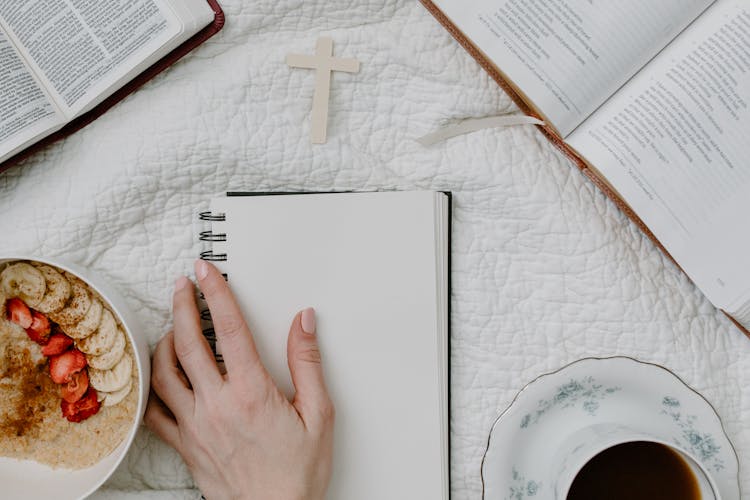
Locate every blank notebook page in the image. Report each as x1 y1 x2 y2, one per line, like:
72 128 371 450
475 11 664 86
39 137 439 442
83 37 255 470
208 191 448 500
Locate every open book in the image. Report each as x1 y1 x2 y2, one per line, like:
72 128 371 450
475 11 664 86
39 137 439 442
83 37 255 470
0 0 222 168
200 191 451 499
423 0 750 335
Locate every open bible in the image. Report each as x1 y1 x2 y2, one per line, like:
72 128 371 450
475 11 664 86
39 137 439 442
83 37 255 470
422 0 750 335
0 0 223 169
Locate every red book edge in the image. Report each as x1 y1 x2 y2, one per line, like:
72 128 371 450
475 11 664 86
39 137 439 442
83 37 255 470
419 0 749 338
0 0 225 174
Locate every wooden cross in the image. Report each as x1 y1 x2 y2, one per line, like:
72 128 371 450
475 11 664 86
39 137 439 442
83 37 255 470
286 37 360 144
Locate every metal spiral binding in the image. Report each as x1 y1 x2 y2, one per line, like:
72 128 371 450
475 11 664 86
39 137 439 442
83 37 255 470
203 327 217 346
199 211 226 364
199 211 225 221
199 230 227 242
200 250 227 261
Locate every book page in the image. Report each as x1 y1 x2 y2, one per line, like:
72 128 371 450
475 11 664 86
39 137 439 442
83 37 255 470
164 0 217 33
0 0 181 117
568 1 750 311
0 29 63 164
433 0 713 136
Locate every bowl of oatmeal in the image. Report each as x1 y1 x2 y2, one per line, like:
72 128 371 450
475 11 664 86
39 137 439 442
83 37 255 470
0 256 150 499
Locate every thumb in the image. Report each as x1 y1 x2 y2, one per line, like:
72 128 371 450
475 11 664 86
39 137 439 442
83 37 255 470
287 308 334 427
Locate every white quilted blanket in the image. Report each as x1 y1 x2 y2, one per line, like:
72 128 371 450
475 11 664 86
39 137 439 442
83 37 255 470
1 1 748 498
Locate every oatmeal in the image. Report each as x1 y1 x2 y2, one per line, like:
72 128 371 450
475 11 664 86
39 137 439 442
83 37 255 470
0 261 138 469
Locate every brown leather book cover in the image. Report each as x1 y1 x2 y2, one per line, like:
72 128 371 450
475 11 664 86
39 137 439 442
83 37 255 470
0 0 225 174
419 0 749 338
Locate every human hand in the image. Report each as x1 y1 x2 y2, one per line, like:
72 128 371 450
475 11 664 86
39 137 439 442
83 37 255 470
144 260 334 500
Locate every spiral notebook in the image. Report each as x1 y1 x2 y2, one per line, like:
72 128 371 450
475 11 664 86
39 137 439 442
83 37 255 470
198 191 451 500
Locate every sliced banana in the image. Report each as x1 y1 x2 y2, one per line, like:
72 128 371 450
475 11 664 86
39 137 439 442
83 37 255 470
62 298 103 339
101 377 132 407
86 326 126 370
49 275 91 326
89 352 132 393
0 262 46 308
75 308 116 355
34 265 72 314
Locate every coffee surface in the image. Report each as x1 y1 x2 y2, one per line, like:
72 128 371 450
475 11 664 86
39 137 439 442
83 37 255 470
567 441 702 500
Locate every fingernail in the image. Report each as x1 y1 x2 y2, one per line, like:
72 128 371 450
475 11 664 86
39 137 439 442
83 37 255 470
174 276 190 292
195 259 209 280
301 307 316 335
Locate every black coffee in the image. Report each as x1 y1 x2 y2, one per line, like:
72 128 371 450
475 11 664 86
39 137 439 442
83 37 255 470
566 441 701 500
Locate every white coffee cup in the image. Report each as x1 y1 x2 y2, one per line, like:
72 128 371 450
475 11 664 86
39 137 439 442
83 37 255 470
553 423 719 499
480 357 739 500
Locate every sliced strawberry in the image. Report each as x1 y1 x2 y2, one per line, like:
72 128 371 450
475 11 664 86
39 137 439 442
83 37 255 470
6 298 32 329
42 333 74 356
61 387 100 423
48 349 87 384
61 370 89 403
26 311 52 345
25 328 49 345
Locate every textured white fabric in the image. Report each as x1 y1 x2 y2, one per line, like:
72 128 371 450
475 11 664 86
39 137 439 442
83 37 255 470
0 1 748 498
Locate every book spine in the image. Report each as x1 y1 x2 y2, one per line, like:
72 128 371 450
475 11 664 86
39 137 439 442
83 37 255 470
198 210 227 366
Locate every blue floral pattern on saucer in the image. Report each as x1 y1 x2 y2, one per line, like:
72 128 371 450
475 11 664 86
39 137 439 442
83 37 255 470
661 396 724 472
506 468 540 500
520 376 621 429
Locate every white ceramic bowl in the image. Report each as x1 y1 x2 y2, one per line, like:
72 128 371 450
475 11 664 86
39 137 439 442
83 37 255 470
0 256 150 500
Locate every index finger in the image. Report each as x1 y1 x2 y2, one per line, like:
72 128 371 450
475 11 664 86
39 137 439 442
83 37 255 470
195 259 267 381
172 277 223 393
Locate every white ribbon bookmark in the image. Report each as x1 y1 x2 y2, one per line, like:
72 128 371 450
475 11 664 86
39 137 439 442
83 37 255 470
416 115 545 146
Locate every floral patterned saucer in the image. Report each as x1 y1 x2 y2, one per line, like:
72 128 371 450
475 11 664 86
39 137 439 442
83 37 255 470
481 357 740 500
